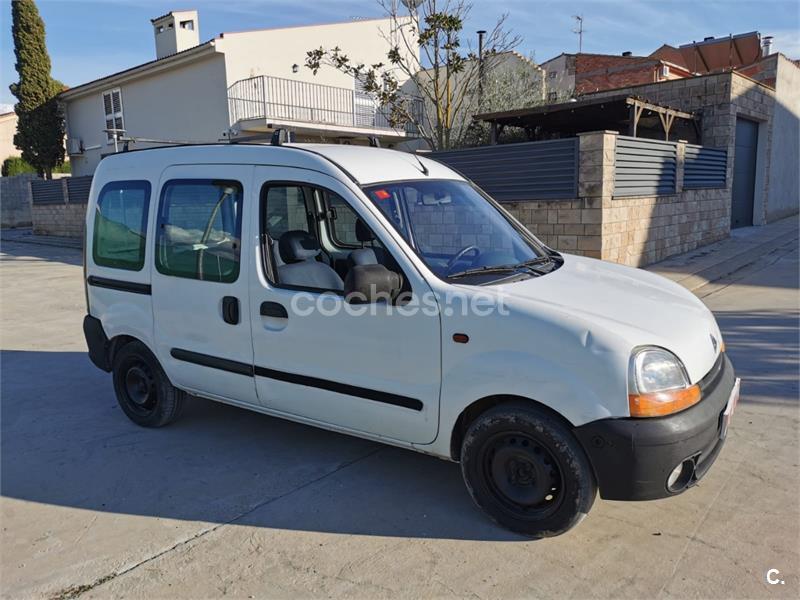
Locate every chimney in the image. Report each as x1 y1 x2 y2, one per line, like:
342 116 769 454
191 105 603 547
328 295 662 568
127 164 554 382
622 51 632 57
151 10 199 59
762 35 774 56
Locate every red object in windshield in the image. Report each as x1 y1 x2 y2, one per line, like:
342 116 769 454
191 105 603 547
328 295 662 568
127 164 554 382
372 189 391 200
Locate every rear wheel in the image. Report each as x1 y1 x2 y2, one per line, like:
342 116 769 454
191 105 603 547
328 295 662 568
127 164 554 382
460 402 596 537
112 340 185 427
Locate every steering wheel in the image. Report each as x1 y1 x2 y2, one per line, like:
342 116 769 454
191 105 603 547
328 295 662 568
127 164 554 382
445 245 481 275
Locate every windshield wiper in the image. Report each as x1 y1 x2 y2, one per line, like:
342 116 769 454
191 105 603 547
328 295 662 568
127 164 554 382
447 265 526 280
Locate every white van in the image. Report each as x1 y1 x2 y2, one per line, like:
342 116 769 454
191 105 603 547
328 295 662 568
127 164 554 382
83 140 739 537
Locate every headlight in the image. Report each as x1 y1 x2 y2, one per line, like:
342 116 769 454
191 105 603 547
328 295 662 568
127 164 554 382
628 347 701 417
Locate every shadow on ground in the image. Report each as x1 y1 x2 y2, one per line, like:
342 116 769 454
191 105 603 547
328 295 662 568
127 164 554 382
0 239 83 267
716 310 799 406
0 349 520 542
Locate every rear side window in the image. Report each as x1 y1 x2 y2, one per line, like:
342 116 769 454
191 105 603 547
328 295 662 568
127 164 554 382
155 179 243 283
93 180 151 271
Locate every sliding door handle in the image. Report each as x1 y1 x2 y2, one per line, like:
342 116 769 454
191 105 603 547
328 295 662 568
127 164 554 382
260 301 288 318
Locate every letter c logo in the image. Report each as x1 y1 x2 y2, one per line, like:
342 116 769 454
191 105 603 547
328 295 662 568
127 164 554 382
766 569 783 585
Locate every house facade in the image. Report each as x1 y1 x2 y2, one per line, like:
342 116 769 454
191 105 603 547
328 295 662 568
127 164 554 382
0 111 21 163
541 31 768 99
541 53 691 99
61 11 420 176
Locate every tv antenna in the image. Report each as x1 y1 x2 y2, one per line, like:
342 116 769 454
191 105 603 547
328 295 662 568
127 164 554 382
572 15 585 53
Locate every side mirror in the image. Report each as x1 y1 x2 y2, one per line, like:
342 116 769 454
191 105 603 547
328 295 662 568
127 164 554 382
344 264 402 304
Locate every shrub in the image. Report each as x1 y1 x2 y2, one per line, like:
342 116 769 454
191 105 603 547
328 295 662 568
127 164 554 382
1 156 36 177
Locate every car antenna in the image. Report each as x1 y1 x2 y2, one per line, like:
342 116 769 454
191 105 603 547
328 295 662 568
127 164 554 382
368 136 380 148
413 152 429 176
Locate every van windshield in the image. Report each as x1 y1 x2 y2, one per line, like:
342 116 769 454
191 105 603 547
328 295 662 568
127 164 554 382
362 179 555 282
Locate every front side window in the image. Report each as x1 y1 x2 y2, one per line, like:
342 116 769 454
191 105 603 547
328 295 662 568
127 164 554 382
264 185 311 240
325 190 361 247
93 180 150 271
155 180 242 283
364 180 551 282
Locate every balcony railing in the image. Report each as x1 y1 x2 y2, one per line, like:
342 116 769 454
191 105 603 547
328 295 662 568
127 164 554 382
228 75 422 136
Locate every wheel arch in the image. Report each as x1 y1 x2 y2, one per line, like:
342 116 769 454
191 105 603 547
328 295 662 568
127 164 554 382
449 394 577 461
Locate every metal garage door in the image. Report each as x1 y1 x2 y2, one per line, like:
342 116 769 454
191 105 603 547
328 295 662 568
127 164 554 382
731 118 758 228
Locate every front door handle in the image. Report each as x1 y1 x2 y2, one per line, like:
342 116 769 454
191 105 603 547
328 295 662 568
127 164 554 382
260 301 288 318
222 296 239 325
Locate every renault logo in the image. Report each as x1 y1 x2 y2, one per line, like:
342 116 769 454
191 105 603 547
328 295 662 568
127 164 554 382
710 334 718 352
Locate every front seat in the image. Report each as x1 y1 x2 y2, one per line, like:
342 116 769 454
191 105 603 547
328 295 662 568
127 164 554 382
348 218 388 268
277 230 344 291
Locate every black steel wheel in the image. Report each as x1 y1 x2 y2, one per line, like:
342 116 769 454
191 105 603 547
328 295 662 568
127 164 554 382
112 340 185 427
461 401 596 537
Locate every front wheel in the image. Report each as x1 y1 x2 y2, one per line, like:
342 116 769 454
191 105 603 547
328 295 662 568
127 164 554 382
112 340 185 427
460 402 596 538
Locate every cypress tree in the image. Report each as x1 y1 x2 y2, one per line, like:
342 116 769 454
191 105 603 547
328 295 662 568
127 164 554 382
9 0 65 179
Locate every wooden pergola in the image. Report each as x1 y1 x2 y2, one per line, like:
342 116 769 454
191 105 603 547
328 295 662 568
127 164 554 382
475 95 699 143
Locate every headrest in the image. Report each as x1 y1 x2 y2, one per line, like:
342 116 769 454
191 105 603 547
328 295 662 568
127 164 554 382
348 248 377 267
355 218 374 243
279 230 320 263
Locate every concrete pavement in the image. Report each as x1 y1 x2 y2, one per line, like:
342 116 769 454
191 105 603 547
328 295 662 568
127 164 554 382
1 235 798 599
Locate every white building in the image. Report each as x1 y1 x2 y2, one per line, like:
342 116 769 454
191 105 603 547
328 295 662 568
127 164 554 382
0 111 21 163
61 10 420 176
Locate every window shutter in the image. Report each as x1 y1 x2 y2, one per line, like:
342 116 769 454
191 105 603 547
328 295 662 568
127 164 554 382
102 89 124 141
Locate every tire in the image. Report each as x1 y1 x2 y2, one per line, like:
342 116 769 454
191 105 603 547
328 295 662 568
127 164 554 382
460 401 597 538
111 340 185 427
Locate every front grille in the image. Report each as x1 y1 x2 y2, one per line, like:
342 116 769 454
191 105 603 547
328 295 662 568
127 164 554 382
698 352 725 394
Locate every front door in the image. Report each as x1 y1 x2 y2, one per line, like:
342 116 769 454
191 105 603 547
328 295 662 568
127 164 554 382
151 164 258 405
248 166 441 444
731 117 758 228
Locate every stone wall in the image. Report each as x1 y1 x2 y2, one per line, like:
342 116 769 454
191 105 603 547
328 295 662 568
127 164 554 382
503 131 731 267
0 173 36 228
583 71 782 225
31 202 86 237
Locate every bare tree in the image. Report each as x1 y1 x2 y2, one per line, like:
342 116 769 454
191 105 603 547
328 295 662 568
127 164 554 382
305 0 521 150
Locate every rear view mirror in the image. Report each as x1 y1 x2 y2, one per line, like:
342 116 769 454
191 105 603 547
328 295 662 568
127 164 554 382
421 191 452 206
344 264 402 304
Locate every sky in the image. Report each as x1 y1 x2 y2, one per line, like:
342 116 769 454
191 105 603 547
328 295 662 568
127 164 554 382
1 0 799 112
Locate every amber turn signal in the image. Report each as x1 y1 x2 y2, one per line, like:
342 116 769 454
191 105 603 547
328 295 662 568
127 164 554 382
628 385 702 417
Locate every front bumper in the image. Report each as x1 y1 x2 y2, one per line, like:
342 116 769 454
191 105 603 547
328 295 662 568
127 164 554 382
574 354 737 501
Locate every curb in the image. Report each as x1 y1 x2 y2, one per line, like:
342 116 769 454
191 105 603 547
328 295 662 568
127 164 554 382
653 229 798 293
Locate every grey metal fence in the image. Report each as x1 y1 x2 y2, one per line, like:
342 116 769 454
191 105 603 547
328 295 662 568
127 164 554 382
683 144 727 189
429 138 579 201
31 176 93 205
66 176 93 204
613 136 677 197
30 179 64 205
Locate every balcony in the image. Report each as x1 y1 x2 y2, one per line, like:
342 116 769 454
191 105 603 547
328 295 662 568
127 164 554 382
227 75 423 139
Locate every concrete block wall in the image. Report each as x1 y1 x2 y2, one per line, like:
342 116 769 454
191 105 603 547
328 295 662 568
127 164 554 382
0 173 37 228
31 202 86 237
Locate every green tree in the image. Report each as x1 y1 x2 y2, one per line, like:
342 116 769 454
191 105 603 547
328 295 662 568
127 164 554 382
9 0 65 179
